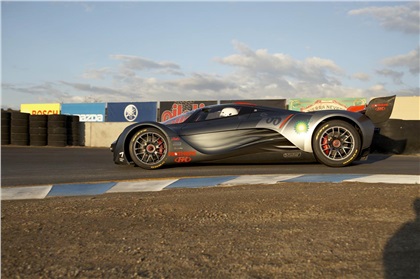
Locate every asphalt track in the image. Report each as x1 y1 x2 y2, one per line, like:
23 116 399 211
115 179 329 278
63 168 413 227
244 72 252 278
1 146 419 187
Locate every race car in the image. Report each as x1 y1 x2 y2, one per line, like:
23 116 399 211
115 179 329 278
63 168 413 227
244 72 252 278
111 96 395 169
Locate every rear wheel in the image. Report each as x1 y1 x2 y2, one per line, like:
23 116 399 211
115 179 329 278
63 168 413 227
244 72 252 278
312 120 361 167
129 128 168 169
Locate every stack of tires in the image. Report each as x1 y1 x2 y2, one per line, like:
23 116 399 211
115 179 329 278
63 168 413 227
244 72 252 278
1 110 11 145
47 115 81 146
67 115 80 146
47 115 68 146
1 111 80 147
10 111 30 145
29 115 48 146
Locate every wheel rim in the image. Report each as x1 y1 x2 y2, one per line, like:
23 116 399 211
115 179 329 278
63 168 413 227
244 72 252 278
133 132 167 165
318 126 355 161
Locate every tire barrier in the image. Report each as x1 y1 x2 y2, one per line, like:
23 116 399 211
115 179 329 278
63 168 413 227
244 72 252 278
1 110 11 145
47 115 68 147
29 115 48 146
10 111 30 146
67 115 80 146
1 111 80 147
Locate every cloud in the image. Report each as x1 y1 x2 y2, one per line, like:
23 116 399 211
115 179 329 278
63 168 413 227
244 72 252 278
351 72 371 82
166 73 236 92
110 54 181 72
216 40 344 86
82 67 112 80
2 82 71 101
376 69 404 85
382 47 420 74
348 2 420 34
60 81 125 96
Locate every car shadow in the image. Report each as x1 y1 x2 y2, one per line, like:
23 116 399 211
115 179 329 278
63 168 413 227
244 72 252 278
352 153 392 165
383 198 420 279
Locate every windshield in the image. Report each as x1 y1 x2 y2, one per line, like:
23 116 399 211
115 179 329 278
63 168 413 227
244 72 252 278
161 109 196 125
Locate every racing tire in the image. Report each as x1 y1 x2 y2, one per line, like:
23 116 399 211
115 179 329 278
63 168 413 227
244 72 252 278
312 120 361 167
129 128 168 170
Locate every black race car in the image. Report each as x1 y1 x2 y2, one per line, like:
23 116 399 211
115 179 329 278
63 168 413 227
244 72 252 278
111 96 395 169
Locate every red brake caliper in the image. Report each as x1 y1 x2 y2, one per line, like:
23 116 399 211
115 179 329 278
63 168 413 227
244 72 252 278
322 135 329 155
158 139 164 156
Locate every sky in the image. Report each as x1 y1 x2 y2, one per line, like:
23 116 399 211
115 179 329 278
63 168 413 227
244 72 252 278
1 1 419 109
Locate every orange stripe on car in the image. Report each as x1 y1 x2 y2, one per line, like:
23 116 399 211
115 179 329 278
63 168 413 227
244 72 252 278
279 114 294 129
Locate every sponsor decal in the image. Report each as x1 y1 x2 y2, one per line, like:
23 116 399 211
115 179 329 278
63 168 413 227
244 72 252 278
294 120 309 134
21 103 61 115
161 103 205 122
76 114 104 122
151 160 166 169
372 103 389 111
168 151 197 157
31 110 59 115
61 103 106 122
118 152 125 162
124 104 138 122
301 100 348 111
343 149 359 165
266 117 282 126
283 152 302 158
289 98 366 112
174 157 192 163
315 124 329 140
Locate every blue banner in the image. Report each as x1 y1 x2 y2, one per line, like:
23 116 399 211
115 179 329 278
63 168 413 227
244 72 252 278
107 102 157 122
61 103 106 122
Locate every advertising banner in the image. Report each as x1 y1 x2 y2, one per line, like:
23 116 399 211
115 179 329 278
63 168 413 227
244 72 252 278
61 103 106 122
288 98 366 112
107 102 157 122
220 99 286 109
20 103 60 115
159 100 217 122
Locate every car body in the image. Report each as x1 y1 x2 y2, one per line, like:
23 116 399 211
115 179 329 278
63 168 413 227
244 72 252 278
111 96 395 169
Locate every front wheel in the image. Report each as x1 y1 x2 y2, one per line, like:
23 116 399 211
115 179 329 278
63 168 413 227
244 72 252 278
312 120 361 167
129 128 168 169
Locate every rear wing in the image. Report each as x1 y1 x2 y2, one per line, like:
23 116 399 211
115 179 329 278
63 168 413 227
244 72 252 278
347 95 396 124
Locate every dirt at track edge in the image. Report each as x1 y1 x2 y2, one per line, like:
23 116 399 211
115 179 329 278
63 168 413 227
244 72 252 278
2 182 420 278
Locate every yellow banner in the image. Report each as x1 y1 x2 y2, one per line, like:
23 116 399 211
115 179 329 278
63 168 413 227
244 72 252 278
20 104 61 115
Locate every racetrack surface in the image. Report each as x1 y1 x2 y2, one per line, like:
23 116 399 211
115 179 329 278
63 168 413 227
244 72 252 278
1 146 419 187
